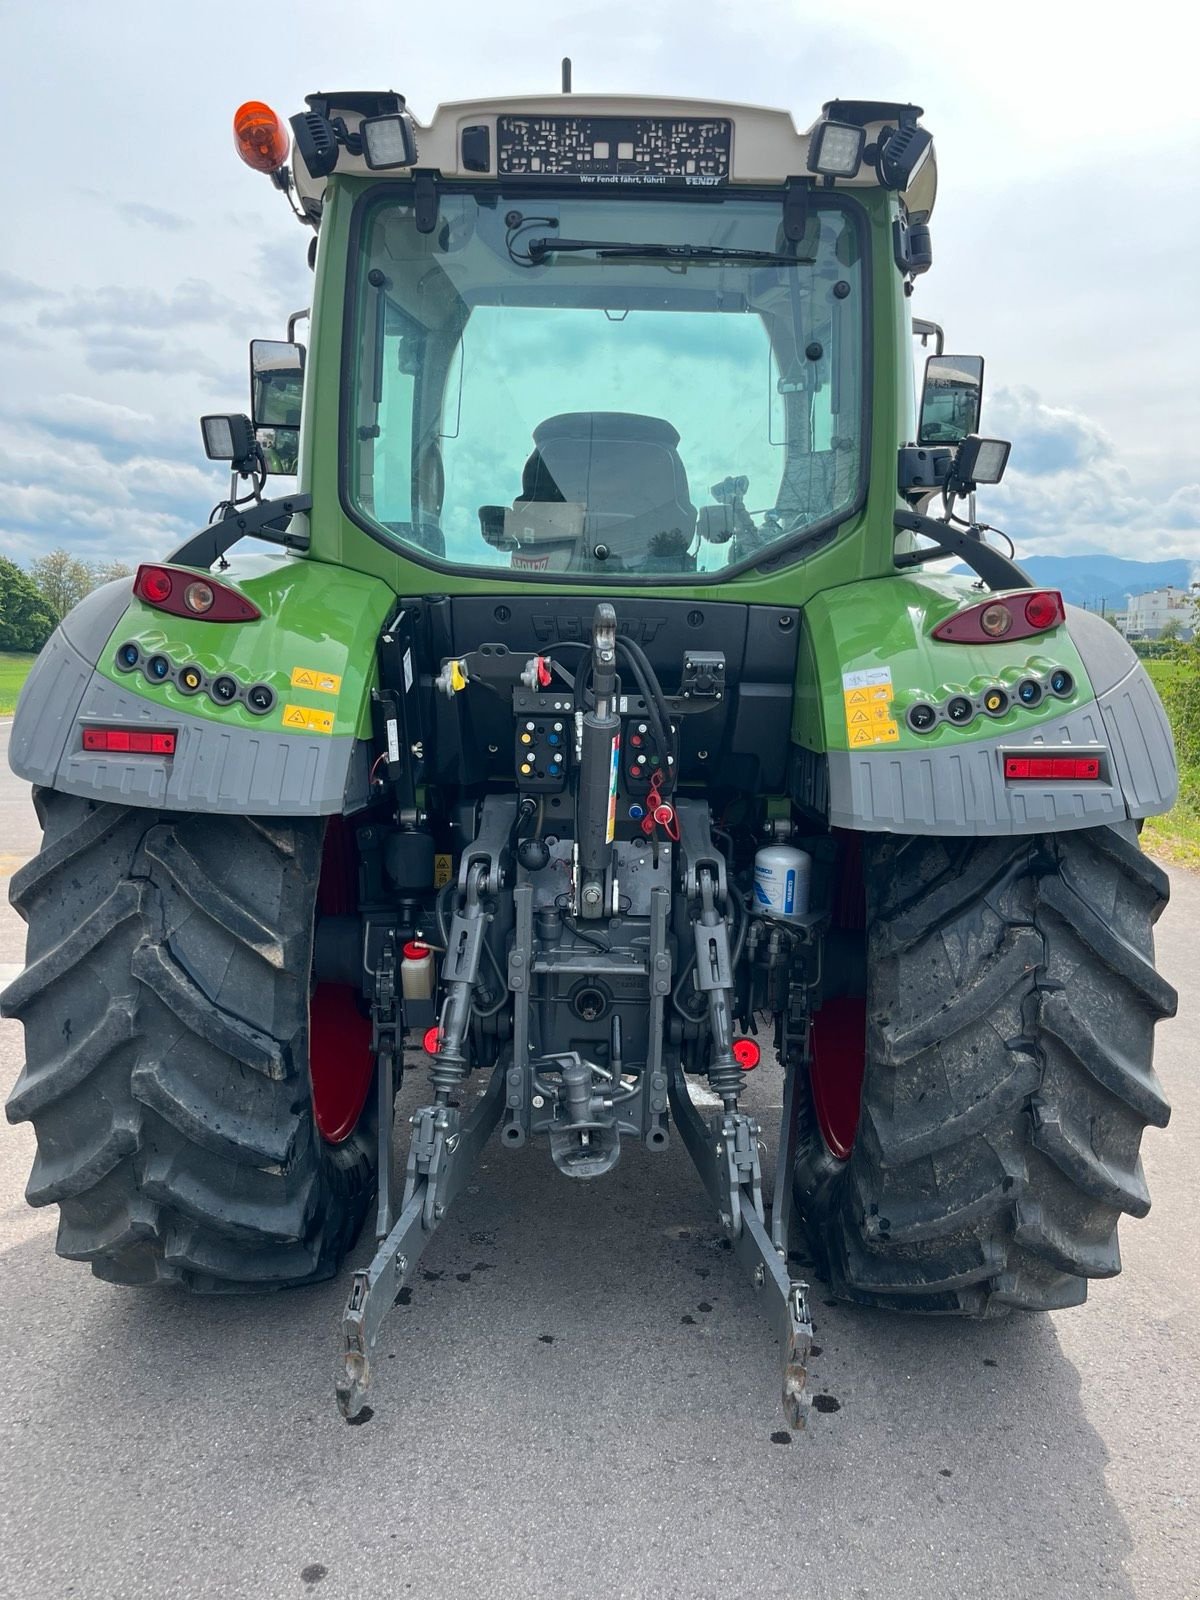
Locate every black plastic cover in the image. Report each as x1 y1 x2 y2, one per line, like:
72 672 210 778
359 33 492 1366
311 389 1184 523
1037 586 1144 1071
461 124 491 172
426 596 800 793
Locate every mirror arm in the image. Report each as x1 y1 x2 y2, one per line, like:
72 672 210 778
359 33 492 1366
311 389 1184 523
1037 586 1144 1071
168 493 313 568
894 509 1031 591
911 317 944 355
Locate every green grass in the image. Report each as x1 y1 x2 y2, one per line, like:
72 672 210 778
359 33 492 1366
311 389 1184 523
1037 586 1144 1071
1144 659 1182 693
1142 649 1200 870
0 652 36 715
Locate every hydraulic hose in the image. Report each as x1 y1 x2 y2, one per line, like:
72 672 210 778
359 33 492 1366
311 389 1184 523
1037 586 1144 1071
615 635 676 787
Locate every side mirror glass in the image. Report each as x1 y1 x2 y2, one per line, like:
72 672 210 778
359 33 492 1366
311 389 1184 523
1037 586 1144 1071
918 353 984 445
250 339 304 473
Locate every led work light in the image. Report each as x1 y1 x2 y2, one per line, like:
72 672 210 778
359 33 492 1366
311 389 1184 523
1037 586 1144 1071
954 435 1011 489
361 114 417 169
809 120 865 178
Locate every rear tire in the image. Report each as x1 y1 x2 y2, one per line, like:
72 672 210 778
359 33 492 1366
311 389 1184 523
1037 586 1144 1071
3 789 375 1292
794 825 1175 1315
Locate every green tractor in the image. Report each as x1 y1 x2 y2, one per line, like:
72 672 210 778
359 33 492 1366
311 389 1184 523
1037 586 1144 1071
4 79 1178 1427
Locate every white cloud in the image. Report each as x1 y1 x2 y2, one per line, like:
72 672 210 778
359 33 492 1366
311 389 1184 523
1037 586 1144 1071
0 0 1195 571
984 385 1200 560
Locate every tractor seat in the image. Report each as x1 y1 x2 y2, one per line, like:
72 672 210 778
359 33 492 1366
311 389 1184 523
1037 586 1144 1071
517 412 697 564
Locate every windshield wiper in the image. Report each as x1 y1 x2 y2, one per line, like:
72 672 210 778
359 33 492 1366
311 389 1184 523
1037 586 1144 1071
525 237 811 266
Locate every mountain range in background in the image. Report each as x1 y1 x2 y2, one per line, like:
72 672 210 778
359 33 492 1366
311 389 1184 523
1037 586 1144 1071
953 555 1197 613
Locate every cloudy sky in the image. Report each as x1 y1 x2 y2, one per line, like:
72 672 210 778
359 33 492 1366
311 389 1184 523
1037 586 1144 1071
2 0 1197 568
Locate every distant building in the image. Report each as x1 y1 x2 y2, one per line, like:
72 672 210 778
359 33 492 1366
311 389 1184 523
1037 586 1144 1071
1123 585 1196 641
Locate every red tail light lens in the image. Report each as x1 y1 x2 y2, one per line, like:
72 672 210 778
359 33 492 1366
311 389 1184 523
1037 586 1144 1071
139 566 173 604
82 727 176 755
932 590 1064 644
1004 755 1100 781
134 565 260 623
1024 591 1062 630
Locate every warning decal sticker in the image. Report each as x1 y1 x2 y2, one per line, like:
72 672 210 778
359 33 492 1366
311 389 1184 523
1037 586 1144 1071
290 666 342 696
841 667 900 747
282 704 335 736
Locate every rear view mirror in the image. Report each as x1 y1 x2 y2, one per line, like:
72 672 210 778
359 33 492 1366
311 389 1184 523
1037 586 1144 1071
918 353 984 445
250 339 304 475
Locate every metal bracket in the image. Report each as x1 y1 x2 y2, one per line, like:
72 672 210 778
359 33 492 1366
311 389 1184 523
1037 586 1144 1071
413 170 439 234
336 1057 507 1419
668 1057 813 1428
371 930 401 1241
167 493 313 567
894 508 1032 590
782 176 812 243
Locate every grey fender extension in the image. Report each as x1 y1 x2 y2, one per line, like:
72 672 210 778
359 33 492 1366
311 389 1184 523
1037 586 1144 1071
9 608 371 817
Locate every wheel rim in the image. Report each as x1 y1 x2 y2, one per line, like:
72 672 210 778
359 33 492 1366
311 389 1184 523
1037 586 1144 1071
310 982 374 1143
808 828 867 1161
808 996 866 1160
310 817 375 1145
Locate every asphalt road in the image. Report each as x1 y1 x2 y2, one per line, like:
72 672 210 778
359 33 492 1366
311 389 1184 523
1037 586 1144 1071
1 717 1197 1600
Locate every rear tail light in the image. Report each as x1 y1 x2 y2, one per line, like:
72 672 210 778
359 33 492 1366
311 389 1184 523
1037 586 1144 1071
133 565 260 623
1004 755 1100 781
82 727 176 755
933 590 1064 644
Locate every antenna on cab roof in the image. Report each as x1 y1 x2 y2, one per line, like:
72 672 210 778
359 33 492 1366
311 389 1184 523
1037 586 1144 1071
562 57 572 93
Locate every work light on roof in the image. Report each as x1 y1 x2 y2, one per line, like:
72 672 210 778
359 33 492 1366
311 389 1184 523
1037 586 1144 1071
360 113 417 169
809 120 865 178
875 122 934 191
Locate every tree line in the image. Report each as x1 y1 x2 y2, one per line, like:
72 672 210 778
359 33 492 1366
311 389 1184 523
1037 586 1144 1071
0 550 133 652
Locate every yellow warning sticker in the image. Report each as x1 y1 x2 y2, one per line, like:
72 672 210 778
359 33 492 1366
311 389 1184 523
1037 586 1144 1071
844 684 894 708
434 853 453 888
842 665 897 745
849 722 900 747
281 704 335 736
290 666 342 696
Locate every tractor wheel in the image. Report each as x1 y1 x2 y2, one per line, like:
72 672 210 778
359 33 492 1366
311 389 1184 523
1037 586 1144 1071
793 824 1176 1315
3 789 376 1292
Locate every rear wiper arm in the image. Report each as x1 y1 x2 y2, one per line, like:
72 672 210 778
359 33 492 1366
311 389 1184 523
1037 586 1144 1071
525 237 811 265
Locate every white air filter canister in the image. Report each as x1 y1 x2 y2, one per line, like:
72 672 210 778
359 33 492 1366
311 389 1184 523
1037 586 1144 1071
752 844 812 922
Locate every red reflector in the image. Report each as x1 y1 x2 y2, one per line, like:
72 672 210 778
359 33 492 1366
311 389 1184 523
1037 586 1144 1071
82 727 176 755
1004 755 1100 781
422 1026 441 1055
732 1038 761 1071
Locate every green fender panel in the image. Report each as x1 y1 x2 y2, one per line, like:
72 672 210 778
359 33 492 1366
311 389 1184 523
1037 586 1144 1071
9 554 396 816
794 572 1176 834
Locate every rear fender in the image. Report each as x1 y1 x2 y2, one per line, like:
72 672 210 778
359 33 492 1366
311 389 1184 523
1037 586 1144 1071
9 556 396 816
796 572 1177 835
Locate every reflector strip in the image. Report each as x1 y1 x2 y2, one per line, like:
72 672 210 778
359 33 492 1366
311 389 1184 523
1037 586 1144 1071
82 727 176 755
1004 756 1100 781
